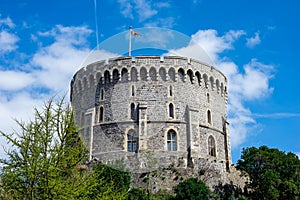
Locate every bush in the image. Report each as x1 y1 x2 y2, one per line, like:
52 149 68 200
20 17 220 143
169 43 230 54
173 178 210 200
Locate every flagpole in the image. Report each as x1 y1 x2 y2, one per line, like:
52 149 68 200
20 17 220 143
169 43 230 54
129 26 132 56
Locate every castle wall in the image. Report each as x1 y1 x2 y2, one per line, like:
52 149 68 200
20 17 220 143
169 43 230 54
70 56 231 171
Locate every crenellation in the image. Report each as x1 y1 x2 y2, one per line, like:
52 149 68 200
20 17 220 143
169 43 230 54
70 55 237 190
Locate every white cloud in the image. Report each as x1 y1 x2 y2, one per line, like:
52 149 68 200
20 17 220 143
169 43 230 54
189 29 245 62
80 49 120 67
31 25 92 91
0 92 46 158
168 29 274 148
144 17 175 28
246 32 261 48
253 112 300 119
0 16 15 28
0 70 34 90
118 0 134 19
0 24 95 157
118 0 158 22
155 2 171 8
135 0 157 22
0 30 19 53
0 15 18 54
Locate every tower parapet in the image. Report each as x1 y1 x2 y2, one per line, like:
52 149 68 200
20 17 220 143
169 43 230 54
71 56 230 173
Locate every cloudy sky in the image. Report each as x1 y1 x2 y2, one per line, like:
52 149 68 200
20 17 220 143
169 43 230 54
0 0 299 162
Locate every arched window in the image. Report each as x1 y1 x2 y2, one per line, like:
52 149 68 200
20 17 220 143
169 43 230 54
169 86 173 96
195 71 201 86
216 79 220 93
140 67 147 81
208 136 216 157
207 110 212 124
121 68 128 82
130 103 135 119
178 68 185 82
130 67 138 82
187 69 193 84
127 130 138 152
131 85 135 96
104 70 110 84
113 69 119 83
100 89 104 100
89 75 94 87
207 93 210 103
159 67 166 81
168 68 175 82
149 67 157 81
99 106 104 122
167 129 177 151
203 74 208 88
210 76 214 90
169 103 174 118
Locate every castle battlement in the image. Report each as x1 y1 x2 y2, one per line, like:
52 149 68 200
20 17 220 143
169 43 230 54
72 56 227 98
70 55 231 177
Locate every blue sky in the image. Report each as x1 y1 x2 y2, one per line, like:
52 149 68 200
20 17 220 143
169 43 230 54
0 0 299 163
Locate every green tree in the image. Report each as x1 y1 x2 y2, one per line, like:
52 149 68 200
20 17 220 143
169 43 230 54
87 161 130 199
0 97 89 199
127 188 148 200
0 97 128 200
173 178 211 200
237 146 300 200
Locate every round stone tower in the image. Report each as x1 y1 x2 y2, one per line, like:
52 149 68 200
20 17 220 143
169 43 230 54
70 56 231 173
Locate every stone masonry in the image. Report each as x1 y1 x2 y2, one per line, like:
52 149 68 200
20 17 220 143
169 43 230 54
70 56 244 190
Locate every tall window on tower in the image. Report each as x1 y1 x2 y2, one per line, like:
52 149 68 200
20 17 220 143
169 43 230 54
100 89 104 100
99 106 104 122
169 103 174 118
167 129 177 151
208 135 216 157
127 130 138 152
131 85 135 96
207 110 212 124
130 103 135 119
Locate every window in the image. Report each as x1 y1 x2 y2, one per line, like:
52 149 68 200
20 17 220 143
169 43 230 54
167 129 177 151
131 85 135 96
100 89 104 100
207 110 212 124
104 70 110 84
99 107 104 122
121 68 128 82
195 71 201 86
169 103 174 118
130 103 135 119
208 136 216 157
113 69 119 83
207 93 210 103
187 69 193 84
131 67 138 82
169 86 173 96
127 130 138 152
178 68 185 82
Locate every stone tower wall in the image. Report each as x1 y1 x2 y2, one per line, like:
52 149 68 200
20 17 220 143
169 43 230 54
70 56 230 171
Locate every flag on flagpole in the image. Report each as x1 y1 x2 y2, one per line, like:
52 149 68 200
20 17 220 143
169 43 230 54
130 29 141 37
128 26 141 56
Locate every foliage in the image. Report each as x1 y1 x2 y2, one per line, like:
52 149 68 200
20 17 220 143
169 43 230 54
173 178 211 200
127 188 148 200
214 182 247 200
88 161 131 199
0 97 128 200
237 146 300 200
150 189 175 200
